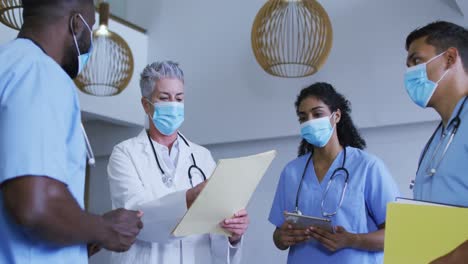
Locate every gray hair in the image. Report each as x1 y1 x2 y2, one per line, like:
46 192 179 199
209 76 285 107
139 61 184 98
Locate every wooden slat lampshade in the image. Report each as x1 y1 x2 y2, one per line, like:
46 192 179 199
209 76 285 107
75 2 134 96
0 0 23 30
251 0 333 78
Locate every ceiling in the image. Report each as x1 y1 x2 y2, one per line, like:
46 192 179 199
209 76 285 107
95 0 149 29
100 0 466 32
454 0 468 16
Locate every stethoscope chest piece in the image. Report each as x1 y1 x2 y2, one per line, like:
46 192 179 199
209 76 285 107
147 131 207 188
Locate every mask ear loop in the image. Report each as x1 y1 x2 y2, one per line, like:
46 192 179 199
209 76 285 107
435 68 450 85
426 51 447 65
77 14 94 53
70 16 81 56
329 111 338 130
145 97 156 120
77 14 93 34
428 51 450 84
70 14 93 56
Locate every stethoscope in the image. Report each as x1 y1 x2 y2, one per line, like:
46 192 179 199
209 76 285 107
81 123 95 166
147 131 206 187
22 37 96 167
294 147 349 218
410 97 467 190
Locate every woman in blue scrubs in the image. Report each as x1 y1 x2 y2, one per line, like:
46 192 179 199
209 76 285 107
269 82 399 264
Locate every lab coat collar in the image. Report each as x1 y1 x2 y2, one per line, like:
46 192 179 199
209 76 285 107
136 129 188 148
136 129 152 157
135 129 191 165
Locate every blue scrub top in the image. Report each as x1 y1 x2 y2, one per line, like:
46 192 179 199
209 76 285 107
269 147 400 264
414 96 468 206
0 39 87 263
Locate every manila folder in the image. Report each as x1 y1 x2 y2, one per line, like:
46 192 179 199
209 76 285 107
172 150 277 237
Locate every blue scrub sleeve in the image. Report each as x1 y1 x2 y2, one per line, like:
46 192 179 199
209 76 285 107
364 158 400 225
268 168 287 228
0 61 69 185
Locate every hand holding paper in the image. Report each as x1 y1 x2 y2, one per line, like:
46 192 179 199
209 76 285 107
186 181 208 208
221 209 250 244
172 150 276 237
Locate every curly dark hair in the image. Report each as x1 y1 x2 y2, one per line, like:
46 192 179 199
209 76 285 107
295 82 366 156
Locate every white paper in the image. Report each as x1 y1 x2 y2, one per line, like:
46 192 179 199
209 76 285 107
395 197 454 207
172 150 277 237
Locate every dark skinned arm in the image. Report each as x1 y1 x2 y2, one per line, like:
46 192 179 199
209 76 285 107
430 240 468 264
309 223 386 252
2 176 143 252
273 222 311 250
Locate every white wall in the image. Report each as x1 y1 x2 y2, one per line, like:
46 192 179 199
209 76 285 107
139 0 466 145
104 0 127 19
455 0 468 15
0 22 19 43
87 119 438 264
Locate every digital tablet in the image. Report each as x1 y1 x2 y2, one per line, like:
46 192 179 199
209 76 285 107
284 212 334 233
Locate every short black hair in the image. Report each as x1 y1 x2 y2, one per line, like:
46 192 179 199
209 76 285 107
22 0 93 8
22 0 93 20
406 21 468 71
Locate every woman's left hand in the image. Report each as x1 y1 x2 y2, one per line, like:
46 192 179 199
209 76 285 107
220 209 250 245
309 226 356 252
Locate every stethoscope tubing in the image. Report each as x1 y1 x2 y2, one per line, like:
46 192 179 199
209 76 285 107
147 131 207 187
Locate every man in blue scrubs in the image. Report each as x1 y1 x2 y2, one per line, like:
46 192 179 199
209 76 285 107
404 21 468 263
0 1 143 263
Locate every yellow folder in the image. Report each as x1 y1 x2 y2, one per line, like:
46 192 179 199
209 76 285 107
384 202 468 264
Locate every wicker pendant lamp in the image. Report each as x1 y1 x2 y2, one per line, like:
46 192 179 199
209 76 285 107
251 0 333 78
75 2 134 96
0 0 23 30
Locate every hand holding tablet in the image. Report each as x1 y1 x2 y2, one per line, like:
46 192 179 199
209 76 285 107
284 211 334 233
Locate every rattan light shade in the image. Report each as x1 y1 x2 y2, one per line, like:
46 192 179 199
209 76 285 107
251 0 333 78
75 2 134 96
0 0 22 30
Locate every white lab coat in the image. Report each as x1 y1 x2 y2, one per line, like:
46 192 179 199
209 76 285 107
107 129 242 264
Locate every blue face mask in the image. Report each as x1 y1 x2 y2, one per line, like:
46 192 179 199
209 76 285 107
72 14 93 75
404 52 449 108
300 113 336 148
147 100 185 136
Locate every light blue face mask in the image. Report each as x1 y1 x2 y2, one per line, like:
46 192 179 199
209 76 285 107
147 99 185 136
404 52 449 108
72 14 93 75
300 113 336 148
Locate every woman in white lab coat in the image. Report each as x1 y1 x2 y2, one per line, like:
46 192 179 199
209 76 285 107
107 61 249 264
